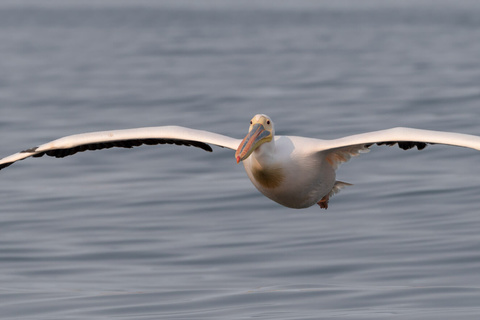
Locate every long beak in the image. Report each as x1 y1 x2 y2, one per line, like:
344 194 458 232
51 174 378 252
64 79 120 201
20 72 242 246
235 123 270 163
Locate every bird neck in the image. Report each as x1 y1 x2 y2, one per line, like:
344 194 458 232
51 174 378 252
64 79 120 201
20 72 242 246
252 139 276 165
249 139 285 189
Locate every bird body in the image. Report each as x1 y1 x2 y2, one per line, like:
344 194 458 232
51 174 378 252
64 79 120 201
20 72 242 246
1 114 480 209
241 135 336 208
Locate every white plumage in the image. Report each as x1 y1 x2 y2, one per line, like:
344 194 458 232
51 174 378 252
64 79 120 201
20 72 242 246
1 114 479 209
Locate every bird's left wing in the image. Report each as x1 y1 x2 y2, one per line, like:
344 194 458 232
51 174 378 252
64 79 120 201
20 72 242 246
316 127 480 169
0 126 241 171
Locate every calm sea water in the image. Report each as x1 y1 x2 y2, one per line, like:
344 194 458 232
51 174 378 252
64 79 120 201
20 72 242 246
1 1 480 319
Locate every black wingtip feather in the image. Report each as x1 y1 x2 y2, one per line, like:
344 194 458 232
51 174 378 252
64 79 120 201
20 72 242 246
0 162 14 170
371 141 431 151
35 138 213 159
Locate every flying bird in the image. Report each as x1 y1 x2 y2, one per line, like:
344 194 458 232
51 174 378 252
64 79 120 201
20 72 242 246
1 114 480 209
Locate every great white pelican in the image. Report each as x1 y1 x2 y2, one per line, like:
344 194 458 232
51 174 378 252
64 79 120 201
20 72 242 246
1 114 480 209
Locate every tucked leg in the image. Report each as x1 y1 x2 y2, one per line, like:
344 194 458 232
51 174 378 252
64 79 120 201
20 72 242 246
317 195 329 209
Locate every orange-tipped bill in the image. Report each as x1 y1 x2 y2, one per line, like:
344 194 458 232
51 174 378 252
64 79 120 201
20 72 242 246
235 123 271 163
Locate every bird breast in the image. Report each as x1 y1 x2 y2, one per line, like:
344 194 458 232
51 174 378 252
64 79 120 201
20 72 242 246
251 164 285 189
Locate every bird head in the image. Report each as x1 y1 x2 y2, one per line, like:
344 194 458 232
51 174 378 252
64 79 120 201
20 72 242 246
235 114 274 163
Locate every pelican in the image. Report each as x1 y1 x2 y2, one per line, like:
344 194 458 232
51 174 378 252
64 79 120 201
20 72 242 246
1 114 480 209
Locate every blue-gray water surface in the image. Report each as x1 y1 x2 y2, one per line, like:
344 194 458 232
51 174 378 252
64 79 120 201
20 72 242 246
1 1 480 319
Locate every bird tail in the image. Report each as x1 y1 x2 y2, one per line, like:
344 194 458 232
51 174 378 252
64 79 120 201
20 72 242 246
329 180 353 198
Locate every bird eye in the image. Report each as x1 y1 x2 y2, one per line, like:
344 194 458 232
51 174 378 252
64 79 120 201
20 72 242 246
250 121 253 125
267 120 270 125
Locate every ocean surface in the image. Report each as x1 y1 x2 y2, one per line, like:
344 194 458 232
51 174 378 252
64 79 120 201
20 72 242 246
1 1 480 319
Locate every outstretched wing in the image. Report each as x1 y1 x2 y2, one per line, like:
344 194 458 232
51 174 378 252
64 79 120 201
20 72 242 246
0 126 241 171
319 127 480 169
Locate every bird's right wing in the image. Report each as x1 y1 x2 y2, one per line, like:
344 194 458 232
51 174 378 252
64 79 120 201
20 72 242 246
0 126 242 171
